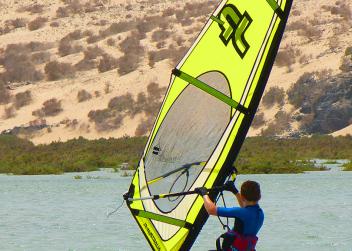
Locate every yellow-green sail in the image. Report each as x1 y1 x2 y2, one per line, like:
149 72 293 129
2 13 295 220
126 0 292 250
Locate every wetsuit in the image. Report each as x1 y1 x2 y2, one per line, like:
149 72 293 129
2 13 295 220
217 204 264 235
213 204 264 251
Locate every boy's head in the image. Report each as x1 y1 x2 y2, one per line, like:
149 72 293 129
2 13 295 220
240 180 261 202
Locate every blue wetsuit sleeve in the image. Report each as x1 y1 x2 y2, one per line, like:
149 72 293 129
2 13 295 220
217 206 246 219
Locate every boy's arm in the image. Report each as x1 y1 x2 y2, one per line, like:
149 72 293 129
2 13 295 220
224 181 244 208
202 195 217 215
194 187 218 215
195 186 243 215
235 193 244 208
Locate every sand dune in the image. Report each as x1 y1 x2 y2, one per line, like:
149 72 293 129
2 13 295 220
0 0 351 144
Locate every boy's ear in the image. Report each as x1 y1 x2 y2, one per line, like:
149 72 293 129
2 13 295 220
240 194 245 201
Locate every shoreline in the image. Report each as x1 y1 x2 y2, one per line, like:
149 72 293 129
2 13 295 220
0 159 349 176
0 135 351 175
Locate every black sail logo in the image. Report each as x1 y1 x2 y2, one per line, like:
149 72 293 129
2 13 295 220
218 4 253 58
143 223 161 251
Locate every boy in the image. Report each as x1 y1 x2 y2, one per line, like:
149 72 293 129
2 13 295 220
195 180 264 251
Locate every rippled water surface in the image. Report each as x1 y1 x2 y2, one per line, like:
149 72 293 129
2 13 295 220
1 164 352 251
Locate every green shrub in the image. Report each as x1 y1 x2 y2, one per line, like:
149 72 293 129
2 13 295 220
1 135 352 175
343 162 352 171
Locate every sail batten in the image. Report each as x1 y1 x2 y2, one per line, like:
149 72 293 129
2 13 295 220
131 209 193 229
172 69 249 114
266 0 285 18
125 0 292 250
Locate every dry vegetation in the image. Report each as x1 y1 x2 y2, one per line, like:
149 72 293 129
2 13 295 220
50 21 60 28
77 89 92 103
262 86 285 108
55 0 102 18
275 45 301 72
322 2 352 20
148 48 173 68
5 18 27 29
17 4 45 14
285 19 322 42
0 0 351 142
286 54 352 134
287 71 331 111
0 18 27 35
0 81 11 104
44 61 75 81
135 116 155 137
118 32 145 75
33 98 63 117
261 111 291 136
3 105 16 119
0 44 45 83
88 92 134 131
98 54 118 73
88 82 166 133
28 17 48 31
58 39 83 57
14 90 32 109
251 112 265 129
340 52 352 72
75 46 105 71
31 51 51 65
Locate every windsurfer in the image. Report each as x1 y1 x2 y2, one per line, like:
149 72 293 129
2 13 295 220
196 180 264 251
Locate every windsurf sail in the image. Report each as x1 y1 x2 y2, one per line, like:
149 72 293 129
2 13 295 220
124 0 292 250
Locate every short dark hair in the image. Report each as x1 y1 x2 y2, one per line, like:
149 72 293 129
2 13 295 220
241 180 261 202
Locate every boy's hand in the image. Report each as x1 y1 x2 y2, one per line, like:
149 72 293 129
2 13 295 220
194 187 208 196
223 181 239 195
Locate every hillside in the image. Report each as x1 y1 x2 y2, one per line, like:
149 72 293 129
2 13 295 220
0 0 351 144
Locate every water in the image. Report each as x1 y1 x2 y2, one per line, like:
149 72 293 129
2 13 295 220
1 165 352 251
